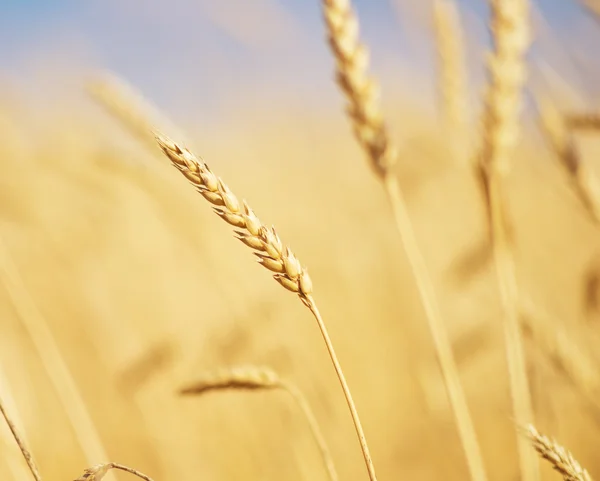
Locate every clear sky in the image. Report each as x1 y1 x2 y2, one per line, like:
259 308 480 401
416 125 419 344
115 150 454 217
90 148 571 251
0 0 596 121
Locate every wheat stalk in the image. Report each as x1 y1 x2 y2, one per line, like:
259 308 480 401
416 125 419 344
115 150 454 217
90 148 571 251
478 2 536 481
0 393 43 481
321 1 486 481
0 367 39 481
0 234 117 481
151 131 373 481
524 425 592 481
180 365 338 481
74 464 156 481
433 0 469 164
519 299 600 412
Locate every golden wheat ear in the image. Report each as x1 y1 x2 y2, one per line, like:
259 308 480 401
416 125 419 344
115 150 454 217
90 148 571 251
87 73 373 481
180 366 338 481
149 129 374 480
0 394 43 481
74 463 156 481
523 425 593 481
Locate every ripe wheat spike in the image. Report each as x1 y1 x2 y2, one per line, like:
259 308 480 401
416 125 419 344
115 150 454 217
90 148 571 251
525 425 592 481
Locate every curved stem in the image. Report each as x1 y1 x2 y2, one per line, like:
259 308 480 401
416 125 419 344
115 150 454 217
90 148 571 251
107 463 156 481
304 296 377 481
280 381 339 481
0 395 43 481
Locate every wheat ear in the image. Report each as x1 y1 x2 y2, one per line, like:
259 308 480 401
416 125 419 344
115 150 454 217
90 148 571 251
0 393 43 481
524 425 592 481
74 464 155 481
433 0 469 164
321 1 486 481
0 235 116 481
478 2 536 481
152 132 371 481
536 97 600 224
180 366 338 481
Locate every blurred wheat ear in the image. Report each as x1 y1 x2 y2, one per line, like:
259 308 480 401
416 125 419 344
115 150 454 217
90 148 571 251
180 365 338 481
321 1 486 481
476 1 537 481
524 425 593 481
433 0 469 165
535 95 600 224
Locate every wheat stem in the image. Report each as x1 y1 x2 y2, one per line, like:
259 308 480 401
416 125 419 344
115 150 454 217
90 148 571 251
75 463 156 481
305 296 376 481
0 393 43 481
280 380 339 481
321 1 486 480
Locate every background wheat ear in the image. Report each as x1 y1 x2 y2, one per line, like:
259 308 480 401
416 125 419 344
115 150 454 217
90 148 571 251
74 464 156 481
0 394 43 481
432 0 469 165
523 425 593 481
536 95 600 224
86 72 188 148
477 1 536 481
179 365 338 481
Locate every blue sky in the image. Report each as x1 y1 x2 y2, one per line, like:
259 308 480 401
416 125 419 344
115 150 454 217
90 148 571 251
0 0 596 121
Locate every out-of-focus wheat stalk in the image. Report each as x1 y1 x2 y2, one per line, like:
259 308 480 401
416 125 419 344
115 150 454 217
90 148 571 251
0 235 117 481
0 367 38 481
433 0 469 164
478 2 536 481
74 463 156 481
180 366 338 481
536 97 600 224
321 1 486 481
0 393 43 481
524 425 593 481
519 299 600 413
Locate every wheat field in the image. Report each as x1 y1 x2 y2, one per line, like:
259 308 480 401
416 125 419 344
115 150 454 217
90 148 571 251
1 1 600 481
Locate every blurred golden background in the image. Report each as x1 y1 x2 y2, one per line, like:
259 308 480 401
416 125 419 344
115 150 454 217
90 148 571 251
2 1 600 481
